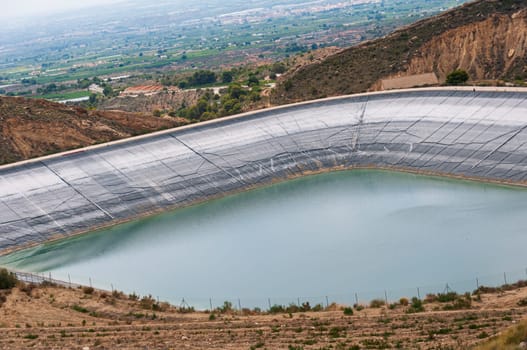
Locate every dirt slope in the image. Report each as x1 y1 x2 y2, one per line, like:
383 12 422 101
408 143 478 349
0 282 526 349
98 89 204 113
272 0 527 103
402 8 527 82
0 96 188 165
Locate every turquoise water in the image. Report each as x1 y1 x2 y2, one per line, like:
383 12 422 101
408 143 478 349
2 170 527 307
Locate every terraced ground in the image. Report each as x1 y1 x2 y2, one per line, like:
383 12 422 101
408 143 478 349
0 282 526 349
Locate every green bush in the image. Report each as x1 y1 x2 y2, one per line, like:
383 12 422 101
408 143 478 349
446 69 469 85
219 301 233 313
343 307 354 316
269 304 285 314
0 269 17 290
72 304 88 313
436 292 458 303
407 297 424 313
312 303 324 312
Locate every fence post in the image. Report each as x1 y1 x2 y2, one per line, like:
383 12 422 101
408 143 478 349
417 287 421 300
89 277 92 288
209 298 213 311
268 298 271 310
504 272 508 285
68 274 71 288
238 298 242 311
355 293 358 306
384 290 388 306
325 296 329 308
476 278 479 289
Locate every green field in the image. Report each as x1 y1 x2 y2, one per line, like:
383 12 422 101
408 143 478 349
0 0 471 99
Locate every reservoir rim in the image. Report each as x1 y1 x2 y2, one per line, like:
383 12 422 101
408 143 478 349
1 164 526 259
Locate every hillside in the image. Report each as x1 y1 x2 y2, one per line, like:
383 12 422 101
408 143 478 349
97 88 205 113
0 97 187 165
272 0 527 103
1 275 527 349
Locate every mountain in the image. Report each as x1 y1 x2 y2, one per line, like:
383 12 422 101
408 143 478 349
272 0 527 103
0 96 187 165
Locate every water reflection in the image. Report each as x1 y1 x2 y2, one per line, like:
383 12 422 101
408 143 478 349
2 170 527 306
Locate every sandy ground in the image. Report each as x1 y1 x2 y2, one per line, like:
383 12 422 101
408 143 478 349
0 283 526 350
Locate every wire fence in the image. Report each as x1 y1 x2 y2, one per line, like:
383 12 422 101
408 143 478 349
6 266 527 311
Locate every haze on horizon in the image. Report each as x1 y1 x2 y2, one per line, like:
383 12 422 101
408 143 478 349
1 0 129 19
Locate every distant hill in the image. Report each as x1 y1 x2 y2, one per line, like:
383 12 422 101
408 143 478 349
272 0 527 103
0 96 187 165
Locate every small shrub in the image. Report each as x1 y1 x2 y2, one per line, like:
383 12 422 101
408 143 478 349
287 346 303 350
112 290 125 299
399 297 409 306
312 303 323 312
369 299 386 308
477 331 489 339
329 326 344 338
24 334 38 340
219 301 233 314
269 304 285 314
436 292 458 303
20 283 36 296
425 294 437 303
209 313 216 321
177 306 195 314
446 69 469 85
72 304 88 313
139 295 156 310
407 297 424 313
517 298 527 307
250 342 265 349
343 307 354 316
442 293 472 310
0 269 17 290
82 286 94 295
300 302 311 312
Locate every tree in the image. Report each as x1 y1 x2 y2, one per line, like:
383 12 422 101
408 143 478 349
89 93 97 104
247 74 259 86
271 62 286 74
227 83 245 99
446 69 469 85
188 70 216 86
222 71 233 83
103 85 113 97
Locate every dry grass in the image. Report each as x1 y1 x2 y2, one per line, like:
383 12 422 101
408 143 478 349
473 320 527 350
1 281 527 349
